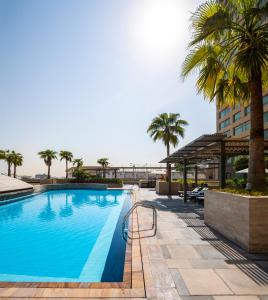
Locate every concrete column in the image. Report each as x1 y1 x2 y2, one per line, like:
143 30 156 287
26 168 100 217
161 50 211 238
183 159 188 202
219 141 226 189
195 165 198 186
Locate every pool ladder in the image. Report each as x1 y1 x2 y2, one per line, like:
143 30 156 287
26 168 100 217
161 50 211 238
122 202 157 241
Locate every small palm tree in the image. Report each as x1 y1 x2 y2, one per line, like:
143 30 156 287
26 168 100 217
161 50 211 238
97 158 109 178
181 0 268 190
73 158 83 168
59 151 73 179
11 152 23 178
38 150 57 179
147 113 188 193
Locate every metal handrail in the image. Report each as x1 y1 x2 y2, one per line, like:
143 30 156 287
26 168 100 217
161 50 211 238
122 201 157 241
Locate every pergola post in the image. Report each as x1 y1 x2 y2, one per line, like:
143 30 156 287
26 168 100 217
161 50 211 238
183 159 188 203
195 165 198 186
219 141 226 189
114 169 117 179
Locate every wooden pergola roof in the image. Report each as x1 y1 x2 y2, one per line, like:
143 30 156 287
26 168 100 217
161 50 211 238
160 133 268 164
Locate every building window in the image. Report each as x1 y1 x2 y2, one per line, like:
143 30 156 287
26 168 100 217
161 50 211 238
233 121 250 136
224 130 231 137
219 118 230 130
244 106 250 116
233 111 241 122
219 107 231 119
265 129 268 139
264 111 268 123
263 95 268 105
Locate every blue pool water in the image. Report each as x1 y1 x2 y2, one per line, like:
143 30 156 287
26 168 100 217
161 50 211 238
0 189 131 282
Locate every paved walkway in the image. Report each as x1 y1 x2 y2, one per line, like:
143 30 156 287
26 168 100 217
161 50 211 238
137 188 268 300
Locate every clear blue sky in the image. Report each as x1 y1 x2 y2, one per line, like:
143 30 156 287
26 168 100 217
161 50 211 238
0 0 215 177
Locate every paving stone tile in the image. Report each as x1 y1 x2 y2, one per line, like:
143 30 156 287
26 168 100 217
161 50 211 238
215 269 268 295
156 287 181 300
161 245 172 259
167 259 192 269
190 259 229 269
214 297 260 300
167 245 201 259
149 260 175 288
193 245 226 260
176 239 209 246
170 269 190 296
181 296 214 300
179 269 232 295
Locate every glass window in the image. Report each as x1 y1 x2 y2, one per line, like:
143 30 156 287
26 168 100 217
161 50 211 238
219 118 230 130
265 129 268 139
244 106 250 116
233 111 241 122
264 111 268 123
263 95 268 105
219 107 231 119
234 121 250 136
224 130 231 137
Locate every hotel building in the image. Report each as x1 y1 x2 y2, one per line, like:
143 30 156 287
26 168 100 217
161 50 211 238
216 94 268 138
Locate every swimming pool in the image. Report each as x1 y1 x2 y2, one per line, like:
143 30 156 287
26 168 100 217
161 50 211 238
0 189 131 282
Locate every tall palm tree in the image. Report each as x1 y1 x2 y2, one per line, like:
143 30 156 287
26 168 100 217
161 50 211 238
181 0 268 191
11 152 23 178
38 150 57 179
97 158 109 178
4 150 13 177
147 113 188 193
73 158 83 168
59 151 73 179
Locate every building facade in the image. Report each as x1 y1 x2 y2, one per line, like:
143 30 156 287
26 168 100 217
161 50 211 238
216 94 268 138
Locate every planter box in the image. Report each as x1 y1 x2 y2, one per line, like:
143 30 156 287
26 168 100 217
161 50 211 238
156 181 180 195
205 190 268 253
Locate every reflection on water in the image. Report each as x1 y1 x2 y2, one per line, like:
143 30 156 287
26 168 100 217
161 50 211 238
71 193 119 209
59 195 73 218
0 200 24 222
38 191 120 221
38 194 56 221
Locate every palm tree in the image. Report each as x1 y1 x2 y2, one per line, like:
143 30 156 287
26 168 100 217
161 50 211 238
38 150 57 179
147 113 188 194
73 158 83 168
11 152 23 178
59 151 73 179
97 158 109 178
4 150 13 177
181 0 268 191
0 150 6 174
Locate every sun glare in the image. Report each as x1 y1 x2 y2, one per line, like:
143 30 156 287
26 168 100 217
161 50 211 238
132 0 187 63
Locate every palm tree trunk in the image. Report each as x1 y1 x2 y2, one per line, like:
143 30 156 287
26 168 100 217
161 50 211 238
48 165 51 179
248 70 266 191
8 162 11 177
66 160 68 179
14 165 16 178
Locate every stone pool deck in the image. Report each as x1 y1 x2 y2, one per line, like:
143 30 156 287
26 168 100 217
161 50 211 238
138 188 268 300
1 188 268 299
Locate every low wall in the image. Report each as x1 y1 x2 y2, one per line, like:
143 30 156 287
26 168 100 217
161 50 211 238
156 181 180 195
205 190 268 253
0 183 108 204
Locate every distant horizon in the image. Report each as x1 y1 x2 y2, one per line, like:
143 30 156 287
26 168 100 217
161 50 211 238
0 0 215 177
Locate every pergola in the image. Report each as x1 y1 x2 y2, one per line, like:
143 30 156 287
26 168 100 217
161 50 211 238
160 133 268 201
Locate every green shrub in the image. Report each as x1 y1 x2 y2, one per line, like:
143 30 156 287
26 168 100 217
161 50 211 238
217 188 268 196
72 168 90 181
175 179 206 185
